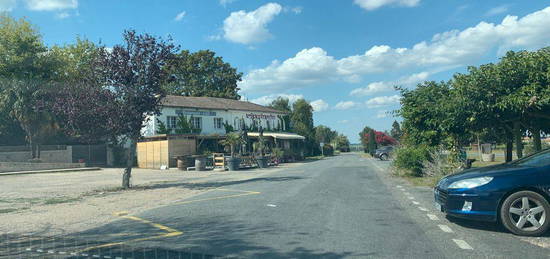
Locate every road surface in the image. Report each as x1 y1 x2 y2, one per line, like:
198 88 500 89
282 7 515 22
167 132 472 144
3 153 549 258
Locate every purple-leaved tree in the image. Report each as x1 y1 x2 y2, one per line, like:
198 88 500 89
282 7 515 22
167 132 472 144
96 30 176 188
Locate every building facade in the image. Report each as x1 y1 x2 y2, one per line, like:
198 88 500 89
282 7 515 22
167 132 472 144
142 96 288 137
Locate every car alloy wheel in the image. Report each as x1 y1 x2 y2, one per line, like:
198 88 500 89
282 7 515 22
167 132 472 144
380 154 388 161
500 191 550 236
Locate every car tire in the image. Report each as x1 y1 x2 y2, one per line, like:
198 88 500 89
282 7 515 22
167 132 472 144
380 154 388 161
500 191 550 236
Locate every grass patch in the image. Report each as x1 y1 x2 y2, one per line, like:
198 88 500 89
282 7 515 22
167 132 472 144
391 167 442 188
0 208 20 214
43 197 82 205
471 161 503 168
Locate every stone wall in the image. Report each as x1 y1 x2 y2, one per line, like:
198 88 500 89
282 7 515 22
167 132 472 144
0 162 85 173
0 146 72 163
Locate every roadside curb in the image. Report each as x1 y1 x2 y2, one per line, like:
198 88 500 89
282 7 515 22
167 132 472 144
0 167 102 176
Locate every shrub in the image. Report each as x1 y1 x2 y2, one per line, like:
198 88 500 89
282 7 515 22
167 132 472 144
524 142 550 156
322 144 334 156
392 145 431 176
421 147 461 177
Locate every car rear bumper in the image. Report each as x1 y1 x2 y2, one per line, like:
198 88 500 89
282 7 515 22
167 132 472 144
434 187 498 222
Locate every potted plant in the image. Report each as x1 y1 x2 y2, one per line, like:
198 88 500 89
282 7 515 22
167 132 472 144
271 147 284 165
254 131 269 168
219 132 243 171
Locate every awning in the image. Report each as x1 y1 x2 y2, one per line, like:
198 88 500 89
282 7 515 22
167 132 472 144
247 132 305 140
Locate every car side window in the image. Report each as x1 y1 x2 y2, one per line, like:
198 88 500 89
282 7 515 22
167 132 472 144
517 150 550 167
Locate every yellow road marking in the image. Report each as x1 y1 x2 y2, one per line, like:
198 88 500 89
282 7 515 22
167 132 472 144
79 188 260 252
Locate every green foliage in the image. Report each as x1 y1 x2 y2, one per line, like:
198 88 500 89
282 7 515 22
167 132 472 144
163 50 242 99
174 115 200 134
334 134 351 152
223 121 234 134
390 121 402 141
322 144 334 156
156 119 171 135
314 125 337 144
219 132 243 157
359 125 373 151
392 145 431 176
367 130 377 156
49 37 102 83
271 147 284 159
0 14 58 80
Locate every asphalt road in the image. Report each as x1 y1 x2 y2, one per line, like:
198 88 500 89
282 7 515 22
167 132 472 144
5 153 549 258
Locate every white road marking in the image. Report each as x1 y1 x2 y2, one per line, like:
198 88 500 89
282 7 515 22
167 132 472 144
427 214 439 220
25 248 32 251
438 224 454 233
36 249 43 253
396 185 402 188
453 239 473 250
418 207 428 212
412 201 420 205
267 204 277 207
408 196 415 200
48 250 55 254
404 192 411 195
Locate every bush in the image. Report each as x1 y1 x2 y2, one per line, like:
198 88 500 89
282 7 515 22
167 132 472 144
322 144 334 156
524 142 550 156
392 145 431 176
421 148 461 177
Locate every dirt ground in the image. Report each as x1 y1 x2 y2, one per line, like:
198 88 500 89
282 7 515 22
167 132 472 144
0 163 303 236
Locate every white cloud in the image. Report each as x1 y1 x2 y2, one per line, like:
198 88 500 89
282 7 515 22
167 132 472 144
223 2 282 45
354 0 420 11
350 71 429 96
284 6 302 14
311 99 329 112
366 95 400 108
219 0 236 7
250 94 304 106
240 7 550 93
376 110 389 118
55 11 70 19
240 47 338 93
485 5 509 16
25 0 77 11
334 101 361 110
174 11 186 21
0 0 16 11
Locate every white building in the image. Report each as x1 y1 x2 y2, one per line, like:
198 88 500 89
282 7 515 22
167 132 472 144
142 95 288 137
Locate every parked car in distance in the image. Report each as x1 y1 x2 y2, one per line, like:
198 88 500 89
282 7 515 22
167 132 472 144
434 148 550 236
375 146 394 160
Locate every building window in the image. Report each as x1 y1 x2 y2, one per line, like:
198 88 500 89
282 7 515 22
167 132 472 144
214 118 223 129
166 116 177 129
191 117 202 130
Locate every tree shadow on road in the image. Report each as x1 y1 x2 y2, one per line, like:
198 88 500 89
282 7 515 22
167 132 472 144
134 176 307 191
1 213 365 258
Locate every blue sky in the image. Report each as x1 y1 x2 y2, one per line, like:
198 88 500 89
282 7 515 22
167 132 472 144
2 0 550 143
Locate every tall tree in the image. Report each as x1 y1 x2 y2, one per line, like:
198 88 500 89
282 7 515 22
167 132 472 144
163 50 242 99
390 121 402 141
96 30 176 189
291 99 315 156
368 129 377 156
269 97 292 131
314 125 337 144
49 37 102 84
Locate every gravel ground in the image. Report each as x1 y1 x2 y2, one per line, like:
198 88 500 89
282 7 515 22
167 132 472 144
0 163 305 236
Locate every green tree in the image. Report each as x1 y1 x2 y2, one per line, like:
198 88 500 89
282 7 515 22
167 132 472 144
163 50 242 99
368 129 377 156
49 37 102 84
1 79 59 159
334 134 350 152
390 121 402 141
0 14 58 80
314 125 337 144
291 99 316 156
156 119 171 134
269 97 292 131
359 125 373 152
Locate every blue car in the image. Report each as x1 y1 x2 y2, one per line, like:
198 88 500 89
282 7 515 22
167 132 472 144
434 148 550 236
